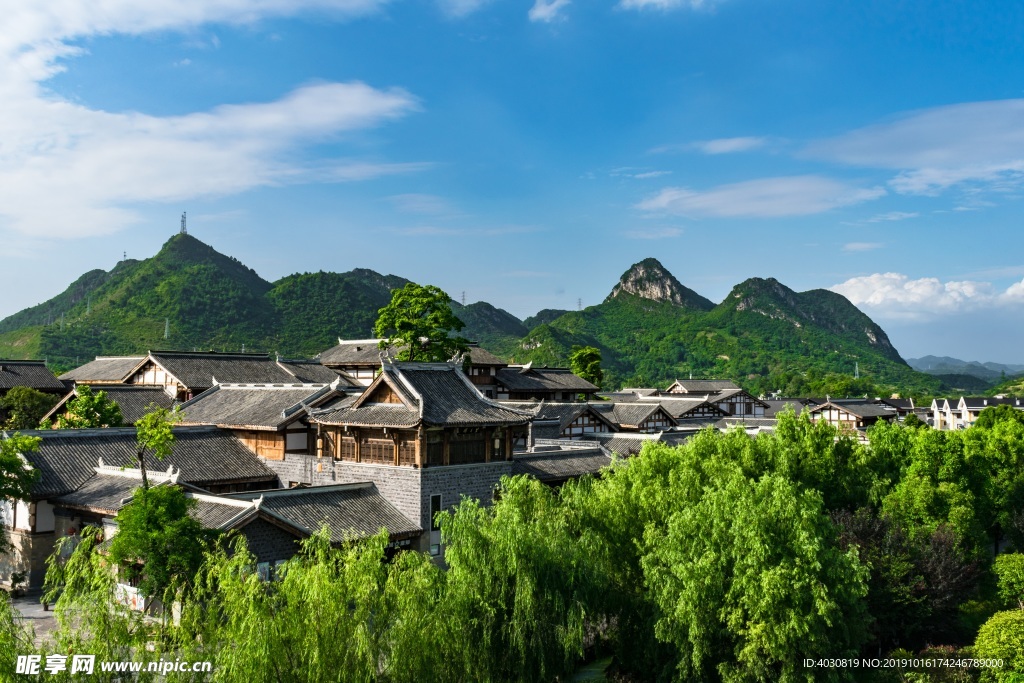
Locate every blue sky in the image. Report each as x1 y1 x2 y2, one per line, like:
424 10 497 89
2 0 1024 362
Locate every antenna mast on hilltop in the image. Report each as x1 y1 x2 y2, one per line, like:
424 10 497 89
180 212 187 235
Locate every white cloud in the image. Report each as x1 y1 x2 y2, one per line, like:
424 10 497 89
807 99 1024 195
632 170 671 179
843 242 883 252
692 136 768 154
529 0 570 22
831 272 1024 320
866 211 917 222
636 175 885 218
610 167 671 179
437 0 489 18
619 0 717 9
0 1 421 238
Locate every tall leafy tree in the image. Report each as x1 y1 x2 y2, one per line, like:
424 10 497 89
437 476 607 682
374 282 468 362
0 433 41 551
569 345 603 388
642 467 869 681
0 386 58 430
108 485 214 602
54 384 123 429
134 405 179 489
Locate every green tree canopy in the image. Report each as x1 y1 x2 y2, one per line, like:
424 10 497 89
54 384 123 429
135 405 180 489
0 386 58 430
0 433 40 551
108 485 215 601
973 404 1024 430
374 282 468 362
995 553 1024 611
569 345 603 388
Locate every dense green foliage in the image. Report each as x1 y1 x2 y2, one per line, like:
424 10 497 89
511 283 940 395
10 415 1024 680
108 486 215 601
0 386 58 429
135 406 180 489
374 283 469 362
267 269 410 356
973 610 1024 681
0 433 40 550
54 385 123 429
569 345 603 388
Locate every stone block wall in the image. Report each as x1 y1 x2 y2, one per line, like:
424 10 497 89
241 517 302 565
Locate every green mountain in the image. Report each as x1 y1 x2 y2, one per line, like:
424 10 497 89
450 301 529 357
509 259 939 396
0 234 534 367
0 237 940 396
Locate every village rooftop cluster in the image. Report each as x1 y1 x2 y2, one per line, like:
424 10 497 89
0 344 1018 595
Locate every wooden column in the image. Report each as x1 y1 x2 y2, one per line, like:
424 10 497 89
353 428 361 463
415 425 424 469
484 428 493 463
443 430 450 466
505 430 513 460
392 432 400 466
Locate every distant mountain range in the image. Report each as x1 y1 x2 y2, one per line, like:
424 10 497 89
906 355 1024 381
0 234 941 393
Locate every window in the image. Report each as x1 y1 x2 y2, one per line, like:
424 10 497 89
430 494 442 531
429 494 442 556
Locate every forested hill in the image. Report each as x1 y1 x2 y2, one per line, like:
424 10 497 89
507 260 937 395
0 235 938 394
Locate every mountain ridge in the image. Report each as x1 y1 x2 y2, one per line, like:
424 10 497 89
0 234 938 394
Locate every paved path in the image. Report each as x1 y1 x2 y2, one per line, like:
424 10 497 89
11 593 58 646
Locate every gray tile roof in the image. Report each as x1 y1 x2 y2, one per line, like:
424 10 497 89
319 339 391 366
45 385 176 426
0 360 66 391
592 431 694 457
179 384 343 430
809 401 896 419
8 426 277 500
504 401 616 433
314 362 532 428
51 473 141 512
189 496 254 529
762 400 807 418
496 366 598 393
400 364 533 426
227 484 421 541
593 434 659 458
665 379 740 394
960 396 1023 409
277 360 348 384
59 356 145 383
147 352 297 391
512 448 611 483
591 402 673 429
466 345 507 366
715 417 780 430
620 388 660 396
641 396 727 420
